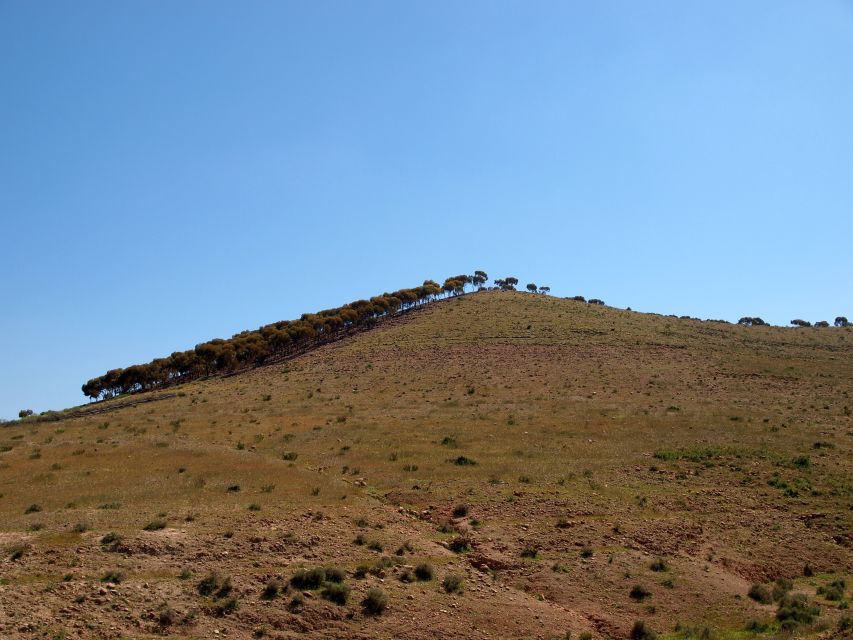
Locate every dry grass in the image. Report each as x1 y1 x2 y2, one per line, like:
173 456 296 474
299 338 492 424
0 291 850 639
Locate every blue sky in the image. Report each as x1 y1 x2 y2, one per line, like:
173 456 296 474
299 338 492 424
1 1 852 418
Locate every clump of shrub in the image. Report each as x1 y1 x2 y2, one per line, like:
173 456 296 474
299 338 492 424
211 596 238 616
101 569 125 584
520 546 539 559
442 573 464 593
24 503 42 514
362 587 388 615
144 518 167 531
818 578 847 602
776 593 820 629
415 563 434 581
630 620 657 640
630 585 651 601
261 578 285 600
447 536 472 553
157 603 179 627
321 581 350 605
8 543 30 561
452 456 477 466
649 558 668 572
452 503 469 518
747 583 772 604
290 567 328 590
198 572 232 598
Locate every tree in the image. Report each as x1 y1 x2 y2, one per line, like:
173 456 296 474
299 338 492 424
835 316 849 327
790 319 811 327
505 277 518 290
589 299 605 306
472 270 488 289
526 283 537 293
538 286 550 295
738 317 767 327
18 409 33 419
814 320 829 328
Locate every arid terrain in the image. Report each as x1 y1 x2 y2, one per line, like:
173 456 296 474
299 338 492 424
1 291 851 639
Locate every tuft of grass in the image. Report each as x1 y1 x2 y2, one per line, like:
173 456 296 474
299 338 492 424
143 518 167 531
198 571 232 597
630 585 651 601
101 569 125 584
747 583 772 604
649 558 668 572
442 573 464 593
362 587 388 615
630 620 657 640
320 581 350 605
415 563 434 581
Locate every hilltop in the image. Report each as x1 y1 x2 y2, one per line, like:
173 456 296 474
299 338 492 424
1 291 851 639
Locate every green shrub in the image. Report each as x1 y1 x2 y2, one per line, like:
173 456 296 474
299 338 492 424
649 558 668 572
747 583 772 604
101 569 125 584
415 563 434 581
261 578 284 600
442 573 463 593
448 536 472 553
520 546 539 559
452 503 469 518
212 596 238 616
144 518 167 531
630 585 651 601
630 620 657 640
452 456 477 466
776 593 820 627
198 572 232 597
24 503 42 514
290 567 327 590
362 587 388 615
321 581 350 605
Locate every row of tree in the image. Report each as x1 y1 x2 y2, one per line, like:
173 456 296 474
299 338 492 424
82 272 508 401
739 316 848 328
791 317 848 328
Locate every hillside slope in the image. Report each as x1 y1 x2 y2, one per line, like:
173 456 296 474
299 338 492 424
1 291 851 639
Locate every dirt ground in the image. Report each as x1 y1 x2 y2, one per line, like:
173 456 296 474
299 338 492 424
1 291 851 639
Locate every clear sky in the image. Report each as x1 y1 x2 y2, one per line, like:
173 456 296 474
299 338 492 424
1 1 852 419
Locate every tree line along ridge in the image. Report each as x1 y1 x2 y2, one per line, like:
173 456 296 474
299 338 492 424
80 272 552 402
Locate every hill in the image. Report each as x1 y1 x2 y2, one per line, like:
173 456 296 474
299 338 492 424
1 291 851 639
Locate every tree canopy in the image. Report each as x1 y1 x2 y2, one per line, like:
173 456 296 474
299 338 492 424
81 272 485 401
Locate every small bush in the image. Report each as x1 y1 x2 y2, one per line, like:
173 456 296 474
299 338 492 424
24 503 42 514
452 456 477 466
290 567 326 590
818 578 847 601
452 503 469 518
630 620 657 640
261 578 284 600
521 546 539 559
144 518 167 531
248 503 261 511
772 577 793 601
649 558 668 572
100 532 122 548
157 603 179 626
198 572 232 597
630 585 651 601
580 546 593 558
415 563 434 581
282 451 298 461
747 583 772 604
443 573 463 593
448 536 472 553
399 568 415 583
212 596 238 616
101 569 125 584
776 593 819 627
321 581 350 605
367 539 384 552
8 543 29 561
324 566 346 583
362 587 388 615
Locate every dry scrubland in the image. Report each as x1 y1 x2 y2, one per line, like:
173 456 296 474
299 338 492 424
1 291 851 639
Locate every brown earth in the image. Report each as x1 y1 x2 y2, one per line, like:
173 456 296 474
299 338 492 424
0 291 851 639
